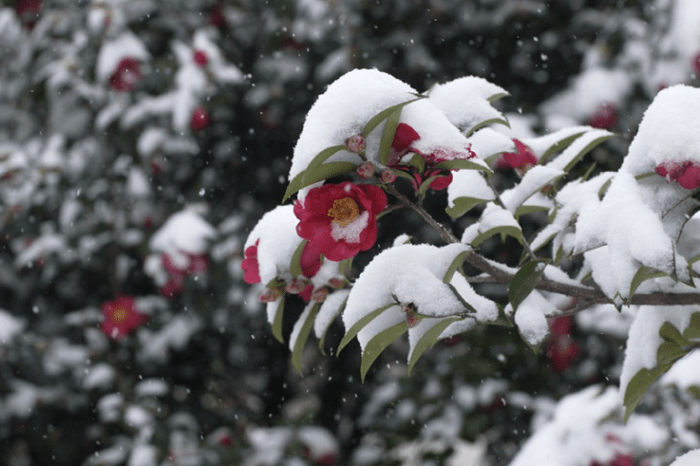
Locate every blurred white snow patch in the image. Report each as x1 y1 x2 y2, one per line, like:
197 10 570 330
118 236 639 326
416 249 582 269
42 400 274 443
43 338 88 376
0 309 24 344
388 434 487 466
14 229 69 268
83 363 116 390
4 381 62 419
508 386 621 466
128 443 158 466
138 315 203 363
576 304 636 339
316 47 351 82
135 378 169 397
193 29 244 83
149 206 216 257
244 426 294 466
97 393 124 423
125 405 153 431
670 448 700 466
96 31 149 81
624 85 700 173
297 426 339 461
127 166 151 197
541 67 630 121
39 134 65 172
86 442 129 466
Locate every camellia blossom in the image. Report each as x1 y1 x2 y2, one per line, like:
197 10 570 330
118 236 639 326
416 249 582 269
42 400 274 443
588 102 618 130
387 123 476 191
109 57 142 92
100 296 147 340
160 252 210 297
655 160 700 190
295 182 387 262
190 107 211 132
241 240 261 284
495 139 538 173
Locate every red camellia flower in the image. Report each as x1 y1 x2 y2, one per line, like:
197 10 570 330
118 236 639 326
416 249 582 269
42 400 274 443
109 57 142 92
387 123 475 191
190 107 211 131
295 182 387 262
588 102 618 130
193 49 209 68
242 240 261 284
15 0 42 29
161 252 210 297
100 296 147 340
655 160 700 190
495 139 538 173
545 316 580 372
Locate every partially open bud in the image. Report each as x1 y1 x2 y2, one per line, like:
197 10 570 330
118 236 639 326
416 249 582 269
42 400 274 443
345 134 366 154
311 287 329 303
327 277 347 289
285 277 306 294
259 287 283 303
380 168 397 184
356 161 375 179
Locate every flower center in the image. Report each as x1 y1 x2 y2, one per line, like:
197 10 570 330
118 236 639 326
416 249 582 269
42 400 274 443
112 308 127 322
328 197 360 227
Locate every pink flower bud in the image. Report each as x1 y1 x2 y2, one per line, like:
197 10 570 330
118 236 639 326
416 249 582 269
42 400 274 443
356 162 375 179
345 134 366 154
327 277 346 289
190 107 211 132
405 310 419 328
677 164 700 190
311 287 329 303
259 287 283 303
285 278 306 294
588 102 618 130
380 168 397 184
193 49 209 67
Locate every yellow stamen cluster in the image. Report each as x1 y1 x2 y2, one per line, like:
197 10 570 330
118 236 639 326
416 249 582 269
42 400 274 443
328 197 360 227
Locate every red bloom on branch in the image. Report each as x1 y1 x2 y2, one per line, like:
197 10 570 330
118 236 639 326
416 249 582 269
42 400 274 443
100 296 147 340
109 57 142 92
15 0 42 29
588 102 618 130
295 182 387 262
242 240 261 284
495 139 538 172
387 123 475 191
160 252 210 297
190 107 211 131
655 160 700 190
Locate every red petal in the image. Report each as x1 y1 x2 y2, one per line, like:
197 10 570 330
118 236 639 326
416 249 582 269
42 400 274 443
391 123 420 153
300 242 322 278
678 164 700 190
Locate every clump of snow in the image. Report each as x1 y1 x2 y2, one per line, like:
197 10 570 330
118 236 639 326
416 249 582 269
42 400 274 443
624 85 700 175
461 203 522 244
428 76 508 132
0 309 24 344
619 305 697 401
510 291 556 347
447 169 495 209
343 243 498 353
83 363 116 390
138 315 203 363
500 165 564 213
314 289 349 340
96 31 149 82
508 386 623 466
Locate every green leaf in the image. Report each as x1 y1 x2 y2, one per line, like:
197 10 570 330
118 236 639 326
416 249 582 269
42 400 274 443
445 197 491 218
418 173 441 197
306 145 348 173
629 266 667 298
657 341 686 366
487 92 509 102
391 168 418 182
361 97 424 138
443 249 471 284
465 116 509 138
486 305 513 327
508 259 549 312
407 317 463 375
623 366 667 423
539 131 586 164
378 106 403 165
560 133 615 173
433 158 492 176
360 321 409 382
515 204 551 218
659 321 690 348
337 303 398 354
470 225 524 248
291 302 321 373
405 153 425 173
283 172 305 202
302 161 358 187
682 312 700 340
289 240 308 277
271 294 286 343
